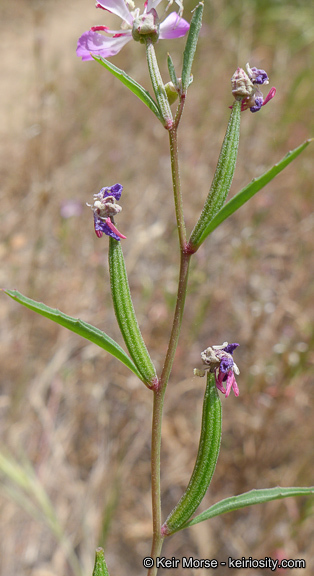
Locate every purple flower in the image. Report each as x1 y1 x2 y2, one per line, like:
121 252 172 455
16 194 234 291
231 63 276 114
246 63 269 86
87 183 126 241
77 1 190 62
195 342 240 398
242 86 276 113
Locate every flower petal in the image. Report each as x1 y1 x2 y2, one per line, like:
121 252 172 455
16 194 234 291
104 217 126 239
216 370 226 394
94 215 123 241
225 372 239 398
220 356 234 373
263 86 276 106
225 372 234 397
97 0 133 26
223 343 239 355
102 183 123 201
77 30 132 61
159 12 190 39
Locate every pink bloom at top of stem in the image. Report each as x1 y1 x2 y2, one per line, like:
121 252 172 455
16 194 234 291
77 1 190 61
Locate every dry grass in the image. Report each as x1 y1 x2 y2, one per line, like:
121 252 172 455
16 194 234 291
0 1 313 575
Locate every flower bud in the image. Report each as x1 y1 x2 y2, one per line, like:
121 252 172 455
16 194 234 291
165 81 179 105
132 9 159 44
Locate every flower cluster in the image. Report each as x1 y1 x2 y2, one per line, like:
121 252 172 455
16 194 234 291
77 0 190 62
231 63 276 113
87 183 126 240
194 342 240 398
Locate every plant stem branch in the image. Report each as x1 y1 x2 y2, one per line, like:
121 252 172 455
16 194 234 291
169 126 187 249
148 249 191 576
148 388 165 576
147 46 191 576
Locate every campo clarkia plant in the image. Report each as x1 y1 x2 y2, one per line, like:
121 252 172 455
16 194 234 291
3 1 313 575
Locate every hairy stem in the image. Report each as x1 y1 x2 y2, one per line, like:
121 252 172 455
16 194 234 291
169 126 187 249
147 51 190 574
148 249 191 575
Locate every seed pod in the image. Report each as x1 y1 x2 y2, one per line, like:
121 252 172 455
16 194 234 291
109 237 157 388
189 99 241 250
162 372 222 535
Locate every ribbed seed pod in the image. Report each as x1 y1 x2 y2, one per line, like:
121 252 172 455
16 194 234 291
163 373 222 534
189 99 241 250
109 237 157 387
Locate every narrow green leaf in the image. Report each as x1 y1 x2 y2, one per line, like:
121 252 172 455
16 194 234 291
93 548 110 576
92 55 163 123
181 2 204 93
189 100 241 250
3 289 142 380
167 53 179 88
193 138 313 245
163 373 222 535
109 238 157 388
180 486 314 531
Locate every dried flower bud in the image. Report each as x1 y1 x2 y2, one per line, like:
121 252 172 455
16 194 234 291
231 64 276 113
231 67 254 99
194 342 240 398
87 184 126 240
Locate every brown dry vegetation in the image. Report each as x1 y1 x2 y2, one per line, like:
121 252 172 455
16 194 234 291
0 1 313 575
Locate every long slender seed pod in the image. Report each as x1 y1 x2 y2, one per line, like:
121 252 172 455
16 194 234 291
146 39 173 129
109 237 157 388
93 548 110 576
162 373 222 535
189 99 241 251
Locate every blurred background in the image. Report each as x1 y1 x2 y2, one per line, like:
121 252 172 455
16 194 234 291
0 0 313 574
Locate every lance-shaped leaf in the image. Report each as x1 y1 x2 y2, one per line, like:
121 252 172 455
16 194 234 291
181 2 204 94
109 238 157 388
167 53 179 89
189 99 241 251
162 373 221 535
3 289 142 381
92 55 163 124
179 486 314 532
191 138 313 246
93 548 110 576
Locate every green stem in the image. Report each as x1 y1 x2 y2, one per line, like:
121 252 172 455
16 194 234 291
148 250 191 576
169 126 187 250
148 388 165 576
145 41 191 575
159 251 191 389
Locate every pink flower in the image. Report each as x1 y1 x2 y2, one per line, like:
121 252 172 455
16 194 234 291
77 1 190 61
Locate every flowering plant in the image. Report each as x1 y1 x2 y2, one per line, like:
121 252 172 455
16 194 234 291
2 1 313 575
